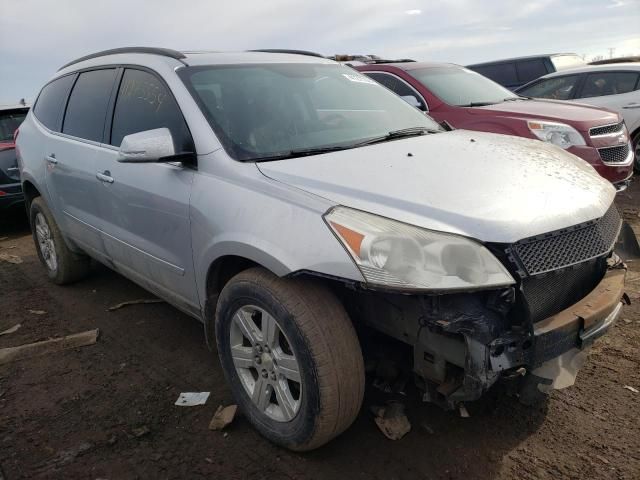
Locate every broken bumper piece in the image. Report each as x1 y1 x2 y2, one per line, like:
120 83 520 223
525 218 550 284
525 268 625 393
421 267 626 407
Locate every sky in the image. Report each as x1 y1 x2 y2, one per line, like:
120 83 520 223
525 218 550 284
1 0 639 104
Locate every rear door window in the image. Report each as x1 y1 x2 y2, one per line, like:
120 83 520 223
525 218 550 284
33 75 75 131
364 72 427 110
516 59 548 84
579 72 640 98
63 69 117 142
110 69 193 152
518 75 581 100
470 63 518 87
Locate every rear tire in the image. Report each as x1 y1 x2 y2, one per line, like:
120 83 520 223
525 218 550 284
29 197 90 284
215 267 365 451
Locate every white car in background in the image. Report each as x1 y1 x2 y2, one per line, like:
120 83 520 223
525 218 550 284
517 64 640 171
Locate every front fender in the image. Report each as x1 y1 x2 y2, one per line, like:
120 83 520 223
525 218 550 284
189 160 364 308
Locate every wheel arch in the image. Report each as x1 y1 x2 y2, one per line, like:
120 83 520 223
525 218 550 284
202 251 284 349
21 179 41 209
631 126 640 173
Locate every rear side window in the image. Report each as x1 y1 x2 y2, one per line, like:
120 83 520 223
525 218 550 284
516 59 548 84
33 75 75 131
364 72 427 110
110 69 193 152
471 63 518 87
579 72 640 98
63 69 117 142
518 75 580 100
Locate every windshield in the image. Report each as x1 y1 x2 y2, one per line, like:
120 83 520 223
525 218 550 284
178 63 441 161
409 66 518 106
0 109 27 143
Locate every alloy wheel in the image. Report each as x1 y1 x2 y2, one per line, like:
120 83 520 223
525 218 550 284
229 305 302 422
34 213 57 272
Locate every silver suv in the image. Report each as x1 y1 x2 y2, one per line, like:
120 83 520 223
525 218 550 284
17 48 634 451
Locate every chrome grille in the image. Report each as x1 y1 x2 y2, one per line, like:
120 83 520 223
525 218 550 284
590 122 624 137
598 144 630 164
511 204 621 276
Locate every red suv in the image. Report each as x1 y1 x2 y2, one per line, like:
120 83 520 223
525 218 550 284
354 61 634 188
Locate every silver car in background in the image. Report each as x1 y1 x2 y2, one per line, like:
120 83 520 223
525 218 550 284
16 48 635 450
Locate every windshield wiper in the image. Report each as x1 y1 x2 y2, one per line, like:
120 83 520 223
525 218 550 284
354 126 440 146
251 144 355 162
465 101 498 107
250 127 440 162
503 96 533 101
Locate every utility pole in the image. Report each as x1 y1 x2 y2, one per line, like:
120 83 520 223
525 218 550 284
608 47 616 59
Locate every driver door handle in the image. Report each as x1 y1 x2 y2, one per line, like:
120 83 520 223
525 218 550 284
96 170 114 183
45 154 58 165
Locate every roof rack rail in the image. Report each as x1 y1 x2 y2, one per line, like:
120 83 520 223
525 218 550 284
248 49 326 58
58 47 187 71
366 59 416 64
330 54 416 64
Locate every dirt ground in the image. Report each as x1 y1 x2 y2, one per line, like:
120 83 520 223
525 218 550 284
1 180 639 480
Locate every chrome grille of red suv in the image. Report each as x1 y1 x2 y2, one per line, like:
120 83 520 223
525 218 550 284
589 121 624 137
598 144 631 164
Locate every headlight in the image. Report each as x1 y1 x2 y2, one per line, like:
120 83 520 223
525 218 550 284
527 120 586 149
325 207 515 291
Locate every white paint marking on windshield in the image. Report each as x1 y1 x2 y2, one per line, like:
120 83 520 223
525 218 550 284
342 73 378 85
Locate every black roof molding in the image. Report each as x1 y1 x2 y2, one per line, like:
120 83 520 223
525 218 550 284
248 49 326 58
328 54 415 64
363 59 416 64
58 47 187 71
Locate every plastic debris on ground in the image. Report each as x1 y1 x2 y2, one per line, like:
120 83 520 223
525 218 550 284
131 426 150 438
623 385 638 393
107 299 165 311
209 404 238 430
371 401 411 440
175 392 210 406
0 324 21 336
0 253 22 264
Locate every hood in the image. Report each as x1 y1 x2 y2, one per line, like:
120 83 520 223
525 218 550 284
467 99 618 130
257 130 615 244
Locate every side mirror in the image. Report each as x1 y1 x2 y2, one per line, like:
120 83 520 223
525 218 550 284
400 95 426 111
117 128 176 163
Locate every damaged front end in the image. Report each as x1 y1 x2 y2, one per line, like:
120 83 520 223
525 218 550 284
342 205 637 410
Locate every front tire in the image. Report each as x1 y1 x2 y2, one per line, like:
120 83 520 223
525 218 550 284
29 197 90 284
633 130 640 174
215 268 365 451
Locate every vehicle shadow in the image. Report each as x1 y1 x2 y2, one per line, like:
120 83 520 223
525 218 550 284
305 373 548 479
0 205 29 237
